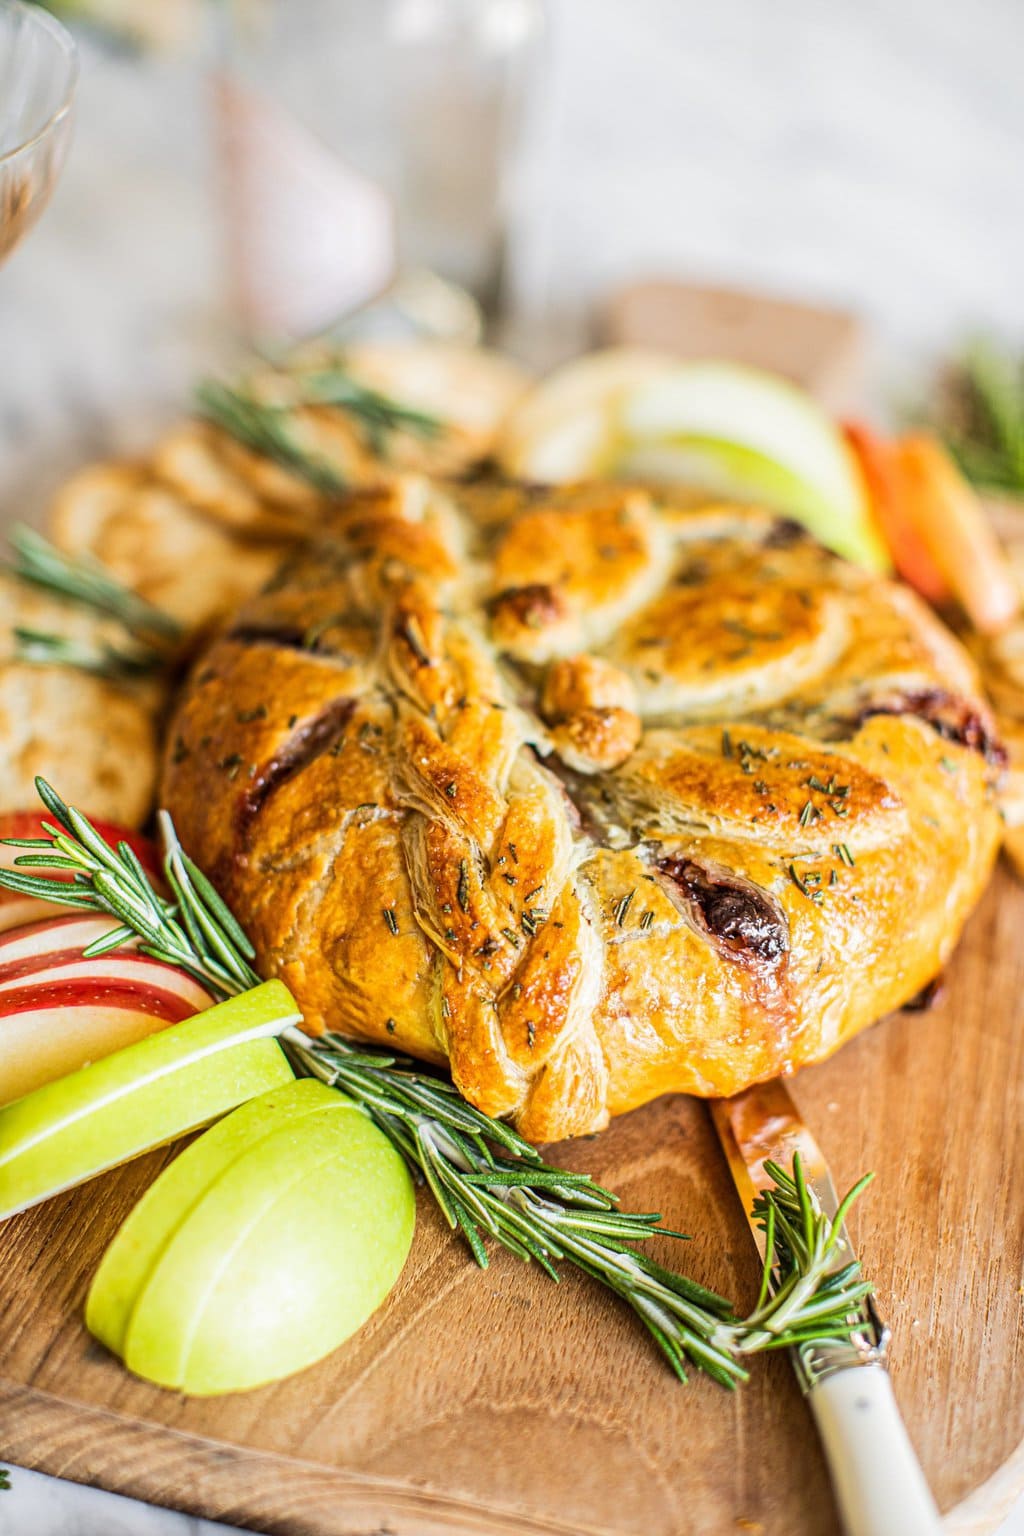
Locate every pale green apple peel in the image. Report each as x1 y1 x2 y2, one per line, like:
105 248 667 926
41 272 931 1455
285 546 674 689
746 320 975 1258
86 1077 357 1357
88 1080 416 1396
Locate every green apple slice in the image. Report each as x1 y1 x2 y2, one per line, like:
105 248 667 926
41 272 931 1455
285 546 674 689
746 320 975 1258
0 980 299 1220
497 347 676 480
618 362 890 570
89 1079 416 1395
87 1077 338 1358
616 435 884 566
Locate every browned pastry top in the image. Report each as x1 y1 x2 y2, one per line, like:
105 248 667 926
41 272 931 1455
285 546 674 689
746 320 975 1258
161 479 1003 1140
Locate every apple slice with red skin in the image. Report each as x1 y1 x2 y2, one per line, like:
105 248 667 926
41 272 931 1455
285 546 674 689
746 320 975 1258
0 913 214 1106
0 811 160 934
0 913 137 970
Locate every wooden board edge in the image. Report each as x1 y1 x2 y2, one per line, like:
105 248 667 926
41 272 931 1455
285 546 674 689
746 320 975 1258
4 1378 1022 1536
943 1433 1024 1536
0 1379 621 1536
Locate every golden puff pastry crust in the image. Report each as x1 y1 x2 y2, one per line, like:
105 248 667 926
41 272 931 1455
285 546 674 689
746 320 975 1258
161 480 1004 1140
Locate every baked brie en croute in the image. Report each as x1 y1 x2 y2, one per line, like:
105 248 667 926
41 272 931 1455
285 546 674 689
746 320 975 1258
161 479 1003 1141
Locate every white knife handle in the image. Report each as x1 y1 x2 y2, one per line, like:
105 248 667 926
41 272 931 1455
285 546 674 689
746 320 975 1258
808 1365 942 1536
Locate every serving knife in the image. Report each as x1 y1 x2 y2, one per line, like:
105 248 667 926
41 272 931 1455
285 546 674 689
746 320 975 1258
710 1079 942 1536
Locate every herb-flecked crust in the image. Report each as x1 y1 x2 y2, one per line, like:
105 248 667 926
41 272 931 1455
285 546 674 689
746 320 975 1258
161 479 1003 1140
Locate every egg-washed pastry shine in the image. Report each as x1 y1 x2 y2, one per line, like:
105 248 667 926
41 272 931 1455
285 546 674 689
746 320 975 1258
161 479 1003 1141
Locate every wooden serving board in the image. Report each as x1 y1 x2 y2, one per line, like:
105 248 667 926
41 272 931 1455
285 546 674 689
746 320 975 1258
0 866 1022 1536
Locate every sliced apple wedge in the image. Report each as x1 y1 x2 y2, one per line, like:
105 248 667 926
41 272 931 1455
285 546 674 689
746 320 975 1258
498 354 889 571
0 914 214 1106
0 812 160 933
0 980 299 1220
87 1077 340 1359
497 348 677 481
0 912 132 969
619 363 889 570
88 1077 416 1395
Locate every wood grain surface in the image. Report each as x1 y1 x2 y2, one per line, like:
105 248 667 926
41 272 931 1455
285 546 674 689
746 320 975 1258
0 864 1021 1536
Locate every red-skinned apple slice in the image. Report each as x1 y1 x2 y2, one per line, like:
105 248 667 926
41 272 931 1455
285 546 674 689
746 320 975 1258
0 914 214 1106
0 812 160 934
0 913 134 969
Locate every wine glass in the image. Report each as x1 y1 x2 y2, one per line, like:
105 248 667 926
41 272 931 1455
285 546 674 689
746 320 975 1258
0 0 77 265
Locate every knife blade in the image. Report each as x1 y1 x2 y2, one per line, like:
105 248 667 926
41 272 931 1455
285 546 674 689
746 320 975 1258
710 1079 942 1536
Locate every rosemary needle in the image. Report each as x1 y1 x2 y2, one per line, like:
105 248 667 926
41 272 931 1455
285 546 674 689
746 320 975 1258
4 525 181 644
932 339 1024 493
195 380 347 496
0 777 876 1390
12 627 163 682
5 527 181 682
196 365 443 491
301 367 443 452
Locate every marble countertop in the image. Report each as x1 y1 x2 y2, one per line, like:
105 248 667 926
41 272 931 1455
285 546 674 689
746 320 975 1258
0 1468 241 1536
2 1 1022 1530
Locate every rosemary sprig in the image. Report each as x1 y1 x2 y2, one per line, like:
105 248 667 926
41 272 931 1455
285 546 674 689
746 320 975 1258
0 778 876 1388
284 1030 746 1387
5 526 180 682
196 380 347 496
742 1157 874 1356
300 368 442 456
932 339 1024 493
5 525 181 644
0 780 258 997
196 366 443 493
12 627 162 681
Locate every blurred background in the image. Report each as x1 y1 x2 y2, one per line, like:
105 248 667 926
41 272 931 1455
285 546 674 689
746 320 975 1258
2 0 1023 517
